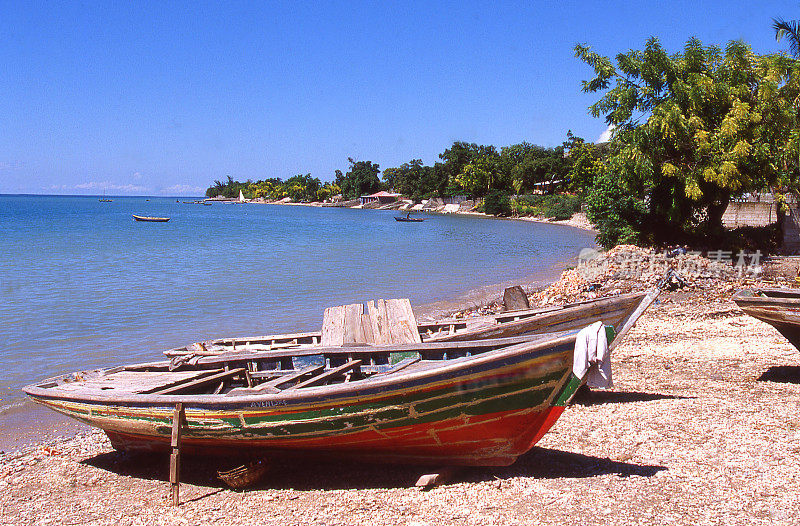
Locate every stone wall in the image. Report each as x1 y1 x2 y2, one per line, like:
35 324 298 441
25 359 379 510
784 207 800 254
721 202 777 228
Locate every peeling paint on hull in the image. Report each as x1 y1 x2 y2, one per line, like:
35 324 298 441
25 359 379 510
29 339 587 466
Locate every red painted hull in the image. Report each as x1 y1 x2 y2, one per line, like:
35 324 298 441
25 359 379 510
106 405 568 466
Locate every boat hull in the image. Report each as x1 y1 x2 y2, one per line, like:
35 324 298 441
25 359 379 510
27 339 578 466
733 288 800 350
132 215 170 222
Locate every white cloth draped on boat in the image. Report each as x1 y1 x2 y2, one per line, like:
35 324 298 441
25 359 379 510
572 321 612 389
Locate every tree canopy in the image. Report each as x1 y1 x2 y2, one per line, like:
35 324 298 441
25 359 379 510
576 37 800 246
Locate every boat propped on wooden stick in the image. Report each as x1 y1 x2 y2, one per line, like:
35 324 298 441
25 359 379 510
733 287 800 349
24 289 659 467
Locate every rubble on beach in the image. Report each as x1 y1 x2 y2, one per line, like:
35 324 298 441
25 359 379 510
450 245 751 319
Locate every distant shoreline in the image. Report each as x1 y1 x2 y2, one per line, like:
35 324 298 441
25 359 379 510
237 197 598 233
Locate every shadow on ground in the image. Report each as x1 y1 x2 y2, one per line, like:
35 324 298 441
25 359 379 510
758 365 800 384
82 445 664 493
572 386 690 406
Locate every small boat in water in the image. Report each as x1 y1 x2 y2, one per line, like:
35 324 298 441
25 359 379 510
132 215 170 222
733 288 800 349
23 290 658 466
395 212 425 222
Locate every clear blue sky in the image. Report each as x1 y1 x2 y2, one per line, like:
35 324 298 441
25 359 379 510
1 1 798 195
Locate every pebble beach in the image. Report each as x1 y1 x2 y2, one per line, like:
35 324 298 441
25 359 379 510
3 249 800 525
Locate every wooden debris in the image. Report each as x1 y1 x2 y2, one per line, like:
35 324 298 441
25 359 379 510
217 459 268 489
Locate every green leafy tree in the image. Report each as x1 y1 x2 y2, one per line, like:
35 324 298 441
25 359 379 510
563 131 603 194
440 142 501 197
336 159 381 199
576 37 800 245
483 190 512 216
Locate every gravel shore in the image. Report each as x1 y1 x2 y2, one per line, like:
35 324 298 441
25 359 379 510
3 260 799 525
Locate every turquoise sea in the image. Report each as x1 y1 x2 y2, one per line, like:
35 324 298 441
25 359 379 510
0 195 595 450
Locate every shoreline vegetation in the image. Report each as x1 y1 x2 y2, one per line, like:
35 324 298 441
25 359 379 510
5 248 800 524
208 193 598 233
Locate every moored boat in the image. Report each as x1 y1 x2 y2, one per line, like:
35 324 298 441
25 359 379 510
132 215 170 222
23 290 658 467
733 288 800 349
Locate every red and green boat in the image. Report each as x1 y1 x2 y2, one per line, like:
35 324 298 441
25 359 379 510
24 290 657 467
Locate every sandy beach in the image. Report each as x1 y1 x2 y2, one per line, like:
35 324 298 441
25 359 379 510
3 250 799 525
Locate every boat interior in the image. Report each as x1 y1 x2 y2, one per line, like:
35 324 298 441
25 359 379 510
32 333 573 399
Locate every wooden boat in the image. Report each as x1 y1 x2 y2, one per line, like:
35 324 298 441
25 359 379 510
23 290 657 467
733 287 800 349
132 215 170 222
395 216 425 222
164 292 648 357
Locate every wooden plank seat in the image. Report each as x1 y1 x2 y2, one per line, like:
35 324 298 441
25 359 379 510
287 359 362 390
153 368 248 395
251 364 325 392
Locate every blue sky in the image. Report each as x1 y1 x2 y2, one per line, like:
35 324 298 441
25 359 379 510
1 1 798 195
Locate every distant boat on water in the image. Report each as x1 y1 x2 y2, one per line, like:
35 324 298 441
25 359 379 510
98 198 113 202
132 215 170 222
395 212 425 222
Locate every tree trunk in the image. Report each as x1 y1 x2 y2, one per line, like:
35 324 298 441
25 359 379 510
706 192 730 232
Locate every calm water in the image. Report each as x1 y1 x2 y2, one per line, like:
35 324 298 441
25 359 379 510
0 195 594 448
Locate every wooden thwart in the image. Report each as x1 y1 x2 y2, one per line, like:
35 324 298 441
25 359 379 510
154 368 246 395
288 360 363 390
253 364 325 392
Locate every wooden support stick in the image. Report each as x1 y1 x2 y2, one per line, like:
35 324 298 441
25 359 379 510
170 403 184 506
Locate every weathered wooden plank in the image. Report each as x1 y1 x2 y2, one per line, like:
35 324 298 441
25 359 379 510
367 299 389 345
138 369 224 394
343 303 366 343
321 305 345 346
153 368 247 395
255 364 325 391
288 360 362 390
361 314 375 344
386 298 422 344
380 356 421 375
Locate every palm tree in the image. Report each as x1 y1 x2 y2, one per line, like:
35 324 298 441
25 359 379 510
774 17 800 56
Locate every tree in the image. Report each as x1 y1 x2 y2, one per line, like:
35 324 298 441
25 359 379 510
563 131 603 194
576 37 800 246
774 17 800 57
337 158 381 199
